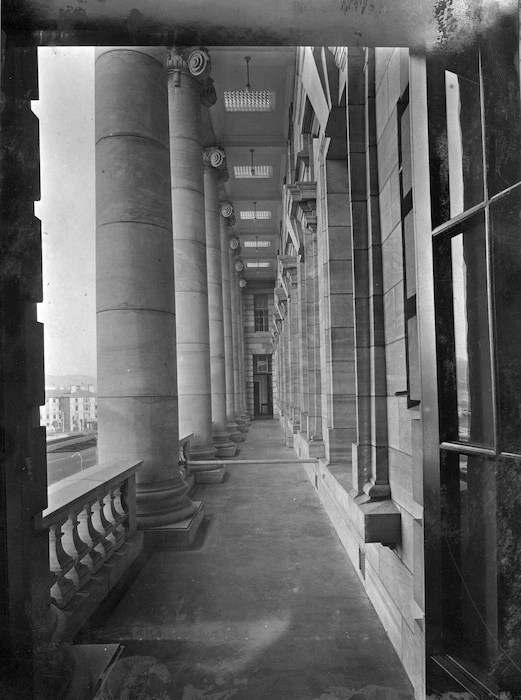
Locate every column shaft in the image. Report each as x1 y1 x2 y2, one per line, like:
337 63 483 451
168 56 216 462
203 157 236 457
220 216 242 442
96 47 197 528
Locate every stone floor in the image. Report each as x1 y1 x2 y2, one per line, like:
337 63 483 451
87 419 414 700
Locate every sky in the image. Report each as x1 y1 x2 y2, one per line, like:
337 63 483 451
33 47 96 378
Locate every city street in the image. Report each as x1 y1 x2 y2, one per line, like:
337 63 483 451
46 446 97 486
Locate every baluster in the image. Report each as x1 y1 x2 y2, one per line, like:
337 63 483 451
77 502 105 573
103 489 125 550
91 496 115 561
48 520 77 608
61 509 91 591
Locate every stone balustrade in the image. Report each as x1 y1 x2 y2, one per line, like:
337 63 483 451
36 460 144 641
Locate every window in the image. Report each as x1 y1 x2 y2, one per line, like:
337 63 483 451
429 21 521 691
254 295 269 332
254 354 272 373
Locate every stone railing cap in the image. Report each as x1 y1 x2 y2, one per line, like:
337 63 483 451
38 459 143 527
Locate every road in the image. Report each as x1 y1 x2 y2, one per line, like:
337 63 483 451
47 446 98 486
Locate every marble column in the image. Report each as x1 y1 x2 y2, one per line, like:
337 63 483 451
167 46 218 469
220 205 242 442
203 148 236 457
96 47 199 528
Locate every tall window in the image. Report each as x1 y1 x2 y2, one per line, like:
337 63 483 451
254 294 269 332
428 19 521 694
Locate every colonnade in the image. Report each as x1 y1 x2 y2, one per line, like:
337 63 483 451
95 46 248 529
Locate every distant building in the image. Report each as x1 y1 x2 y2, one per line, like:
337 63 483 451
40 384 97 433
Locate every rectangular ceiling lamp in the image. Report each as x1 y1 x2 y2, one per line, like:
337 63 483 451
246 261 271 268
233 166 273 179
240 210 272 220
243 240 271 248
224 90 276 112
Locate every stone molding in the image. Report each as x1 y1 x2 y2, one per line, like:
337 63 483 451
286 181 318 234
279 255 298 290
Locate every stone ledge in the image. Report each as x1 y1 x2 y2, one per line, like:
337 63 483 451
310 456 401 547
352 493 402 546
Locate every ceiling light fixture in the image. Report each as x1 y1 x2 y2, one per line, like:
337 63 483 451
244 56 251 92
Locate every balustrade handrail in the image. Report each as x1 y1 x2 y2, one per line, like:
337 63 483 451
179 432 194 445
37 459 143 529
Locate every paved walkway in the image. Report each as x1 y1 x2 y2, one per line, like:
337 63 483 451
90 419 414 700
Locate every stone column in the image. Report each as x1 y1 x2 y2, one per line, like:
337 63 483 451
309 230 324 444
96 47 199 528
203 147 236 457
238 287 250 421
230 255 247 434
167 46 218 470
220 205 242 442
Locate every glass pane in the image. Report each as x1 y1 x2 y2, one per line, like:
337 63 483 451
450 216 494 445
458 454 498 669
445 67 484 217
482 16 521 196
491 188 521 453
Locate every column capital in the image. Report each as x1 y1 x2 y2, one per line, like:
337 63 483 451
167 47 217 107
229 236 240 251
204 146 228 182
220 200 234 218
167 46 212 80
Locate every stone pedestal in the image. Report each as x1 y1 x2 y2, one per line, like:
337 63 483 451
203 148 236 459
167 47 218 471
95 47 199 530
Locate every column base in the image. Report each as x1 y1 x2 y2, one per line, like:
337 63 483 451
144 501 205 550
227 421 243 442
195 465 226 484
236 417 248 433
190 442 217 461
212 431 237 458
136 477 199 529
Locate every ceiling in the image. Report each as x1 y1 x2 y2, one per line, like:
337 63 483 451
204 47 297 282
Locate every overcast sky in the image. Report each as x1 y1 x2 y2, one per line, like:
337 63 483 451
33 47 96 378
